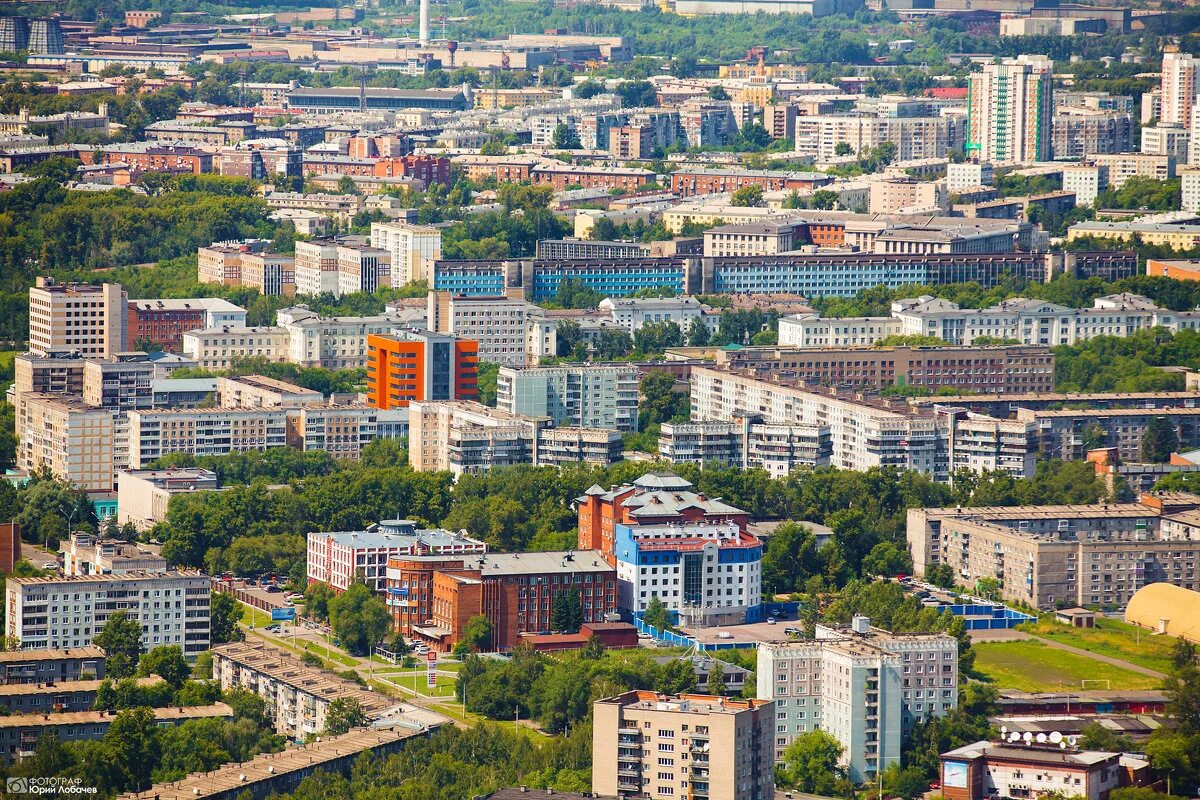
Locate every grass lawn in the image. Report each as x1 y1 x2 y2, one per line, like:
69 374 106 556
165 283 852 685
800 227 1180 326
973 639 1163 692
429 702 547 738
1018 617 1175 674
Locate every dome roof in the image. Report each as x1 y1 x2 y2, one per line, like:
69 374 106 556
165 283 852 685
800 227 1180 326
1125 582 1200 643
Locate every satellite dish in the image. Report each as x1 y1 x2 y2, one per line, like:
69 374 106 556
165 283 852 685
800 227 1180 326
1049 732 1063 744
1023 732 1034 744
1009 732 1021 742
1036 733 1048 744
1067 736 1078 746
1060 742 1068 749
1000 726 1008 736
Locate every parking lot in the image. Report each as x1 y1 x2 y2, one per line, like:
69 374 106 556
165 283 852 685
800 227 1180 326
681 618 802 647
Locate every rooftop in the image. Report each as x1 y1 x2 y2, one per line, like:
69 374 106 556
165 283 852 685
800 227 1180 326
0 702 233 729
8 569 207 587
941 740 1120 767
0 646 105 664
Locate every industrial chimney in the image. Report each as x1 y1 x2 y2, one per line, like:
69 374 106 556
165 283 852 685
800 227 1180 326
419 0 430 46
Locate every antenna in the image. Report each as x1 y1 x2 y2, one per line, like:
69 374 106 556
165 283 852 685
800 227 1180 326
1049 732 1063 744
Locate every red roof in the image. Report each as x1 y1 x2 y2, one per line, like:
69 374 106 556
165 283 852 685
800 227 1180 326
925 87 969 99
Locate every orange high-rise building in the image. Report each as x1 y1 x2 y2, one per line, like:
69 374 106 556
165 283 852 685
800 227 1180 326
365 330 478 410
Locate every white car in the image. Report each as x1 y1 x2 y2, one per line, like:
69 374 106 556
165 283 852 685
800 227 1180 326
40 562 56 570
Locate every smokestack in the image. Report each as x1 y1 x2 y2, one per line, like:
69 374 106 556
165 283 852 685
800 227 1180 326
419 0 430 46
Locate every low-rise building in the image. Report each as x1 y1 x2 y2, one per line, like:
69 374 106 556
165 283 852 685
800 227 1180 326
0 676 163 714
116 468 220 531
181 325 290 370
60 531 167 576
126 298 246 353
939 741 1129 800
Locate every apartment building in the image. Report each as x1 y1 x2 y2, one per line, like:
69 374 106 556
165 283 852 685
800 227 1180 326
947 162 994 192
17 394 116 491
0 704 232 764
81 353 154 411
1051 109 1133 159
759 617 959 782
670 168 833 198
1062 164 1109 207
307 518 487 592
1087 153 1175 188
780 293 1200 349
793 115 957 162
60 531 167 576
407 400 622 474
240 252 296 297
967 56 1054 163
868 178 948 214
907 492 1200 608
293 239 341 296
1017 406 1200 461
1140 124 1190 159
592 691 775 800
13 351 85 404
197 245 248 286
116 468 219 531
496 364 639 431
336 243 391 296
211 640 405 737
599 296 721 335
660 419 832 478
276 306 406 370
0 675 164 714
126 298 246 352
369 221 442 286
1067 220 1200 250
126 407 289 468
1161 46 1200 125
426 291 545 367
181 325 290 370
365 330 478 410
0 647 105 684
4 570 210 656
216 374 321 408
28 277 126 358
703 221 805 257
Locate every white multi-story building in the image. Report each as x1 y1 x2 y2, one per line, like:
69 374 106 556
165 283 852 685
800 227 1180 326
293 239 341 296
127 407 290 468
496 363 640 431
370 222 442 285
1161 46 1200 126
306 519 487 592
598 296 721 335
426 291 545 367
181 325 290 370
779 293 1200 349
967 56 1054 163
336 243 391 296
28 277 126 358
794 115 958 162
946 162 994 192
4 570 210 657
1062 164 1109 207
276 307 403 369
1183 168 1200 213
614 519 763 626
758 617 959 782
1088 153 1176 188
1141 124 1190 159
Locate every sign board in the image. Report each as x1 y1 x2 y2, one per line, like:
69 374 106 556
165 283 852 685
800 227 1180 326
271 607 296 622
943 762 969 789
426 650 438 688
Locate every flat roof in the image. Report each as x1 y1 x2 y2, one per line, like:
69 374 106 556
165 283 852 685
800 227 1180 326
0 646 105 664
0 702 232 729
0 676 162 698
8 570 206 587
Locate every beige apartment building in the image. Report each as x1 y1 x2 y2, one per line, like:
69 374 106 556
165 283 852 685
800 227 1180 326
216 374 322 408
593 691 775 800
907 492 1200 608
197 245 246 286
371 221 442 285
181 326 290 370
28 277 126 359
239 252 296 297
293 239 340 296
426 291 542 367
116 468 219 531
17 393 116 492
868 177 948 214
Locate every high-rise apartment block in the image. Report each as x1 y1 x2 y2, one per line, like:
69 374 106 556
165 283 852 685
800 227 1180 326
758 617 959 782
293 239 341 296
28 278 126 359
365 330 478 410
426 291 549 368
593 691 775 800
4 570 210 657
496 364 640 431
1161 46 1200 126
967 56 1053 163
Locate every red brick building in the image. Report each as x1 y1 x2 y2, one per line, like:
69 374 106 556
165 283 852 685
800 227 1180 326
670 167 834 198
391 550 618 653
374 154 451 186
81 144 213 175
126 298 246 352
0 523 20 575
531 164 655 191
576 472 750 566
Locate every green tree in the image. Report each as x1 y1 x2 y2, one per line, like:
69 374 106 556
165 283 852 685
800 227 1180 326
1141 416 1180 463
706 662 728 696
639 371 688 429
105 707 161 792
328 581 391 656
305 582 336 623
138 645 190 689
882 764 931 800
861 541 912 578
460 614 494 653
834 141 853 156
324 697 368 735
924 562 956 589
654 657 696 695
781 730 846 794
551 123 581 150
1079 721 1135 752
643 595 671 632
95 611 143 679
708 85 730 100
731 185 764 207
209 592 245 644
686 317 711 346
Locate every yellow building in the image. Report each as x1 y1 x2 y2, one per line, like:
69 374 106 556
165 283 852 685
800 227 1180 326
1126 582 1200 643
1067 221 1200 250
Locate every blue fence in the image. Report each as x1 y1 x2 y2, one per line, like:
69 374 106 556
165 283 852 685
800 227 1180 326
945 602 1035 630
631 613 759 652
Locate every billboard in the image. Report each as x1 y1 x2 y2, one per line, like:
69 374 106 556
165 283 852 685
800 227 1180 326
271 607 296 622
426 649 438 688
943 761 969 789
